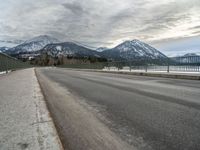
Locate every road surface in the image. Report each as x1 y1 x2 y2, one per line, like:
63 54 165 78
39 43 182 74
36 67 200 150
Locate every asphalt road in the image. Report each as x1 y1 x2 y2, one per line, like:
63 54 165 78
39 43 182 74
36 68 200 150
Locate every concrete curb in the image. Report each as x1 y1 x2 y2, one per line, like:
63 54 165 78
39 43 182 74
100 71 200 80
34 68 64 150
60 68 200 80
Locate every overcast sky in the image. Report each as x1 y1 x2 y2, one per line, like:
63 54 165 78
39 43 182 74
0 0 200 55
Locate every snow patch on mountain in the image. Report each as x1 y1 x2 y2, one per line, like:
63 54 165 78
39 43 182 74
0 47 10 53
96 47 108 52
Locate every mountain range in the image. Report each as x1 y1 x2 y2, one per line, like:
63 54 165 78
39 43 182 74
3 35 167 60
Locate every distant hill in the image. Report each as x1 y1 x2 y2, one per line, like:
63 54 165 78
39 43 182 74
183 53 199 57
172 53 200 64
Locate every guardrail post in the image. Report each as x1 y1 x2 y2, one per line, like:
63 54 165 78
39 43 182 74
6 57 8 73
167 58 170 73
117 62 119 71
145 58 148 72
129 61 131 72
167 64 169 73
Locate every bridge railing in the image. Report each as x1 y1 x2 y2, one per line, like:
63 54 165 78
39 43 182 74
0 52 32 73
104 57 200 73
58 56 200 73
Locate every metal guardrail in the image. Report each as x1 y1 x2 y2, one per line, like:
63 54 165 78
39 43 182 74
0 52 32 73
59 56 200 73
104 65 200 73
1 52 199 73
105 57 200 73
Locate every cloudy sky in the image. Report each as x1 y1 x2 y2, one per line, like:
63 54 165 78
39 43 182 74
0 0 200 56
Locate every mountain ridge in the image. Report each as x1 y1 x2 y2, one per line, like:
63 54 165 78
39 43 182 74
101 39 167 60
4 35 167 60
40 42 101 58
6 35 60 54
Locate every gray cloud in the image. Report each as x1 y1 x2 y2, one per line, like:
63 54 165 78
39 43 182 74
0 0 199 49
62 2 88 15
192 31 200 35
190 25 200 30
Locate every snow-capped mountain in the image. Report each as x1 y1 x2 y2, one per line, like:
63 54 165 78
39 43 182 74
96 47 108 52
0 47 10 53
172 53 200 64
40 42 101 57
183 53 199 57
101 39 167 60
6 35 60 54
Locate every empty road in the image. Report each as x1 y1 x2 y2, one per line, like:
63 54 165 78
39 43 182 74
36 68 200 150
